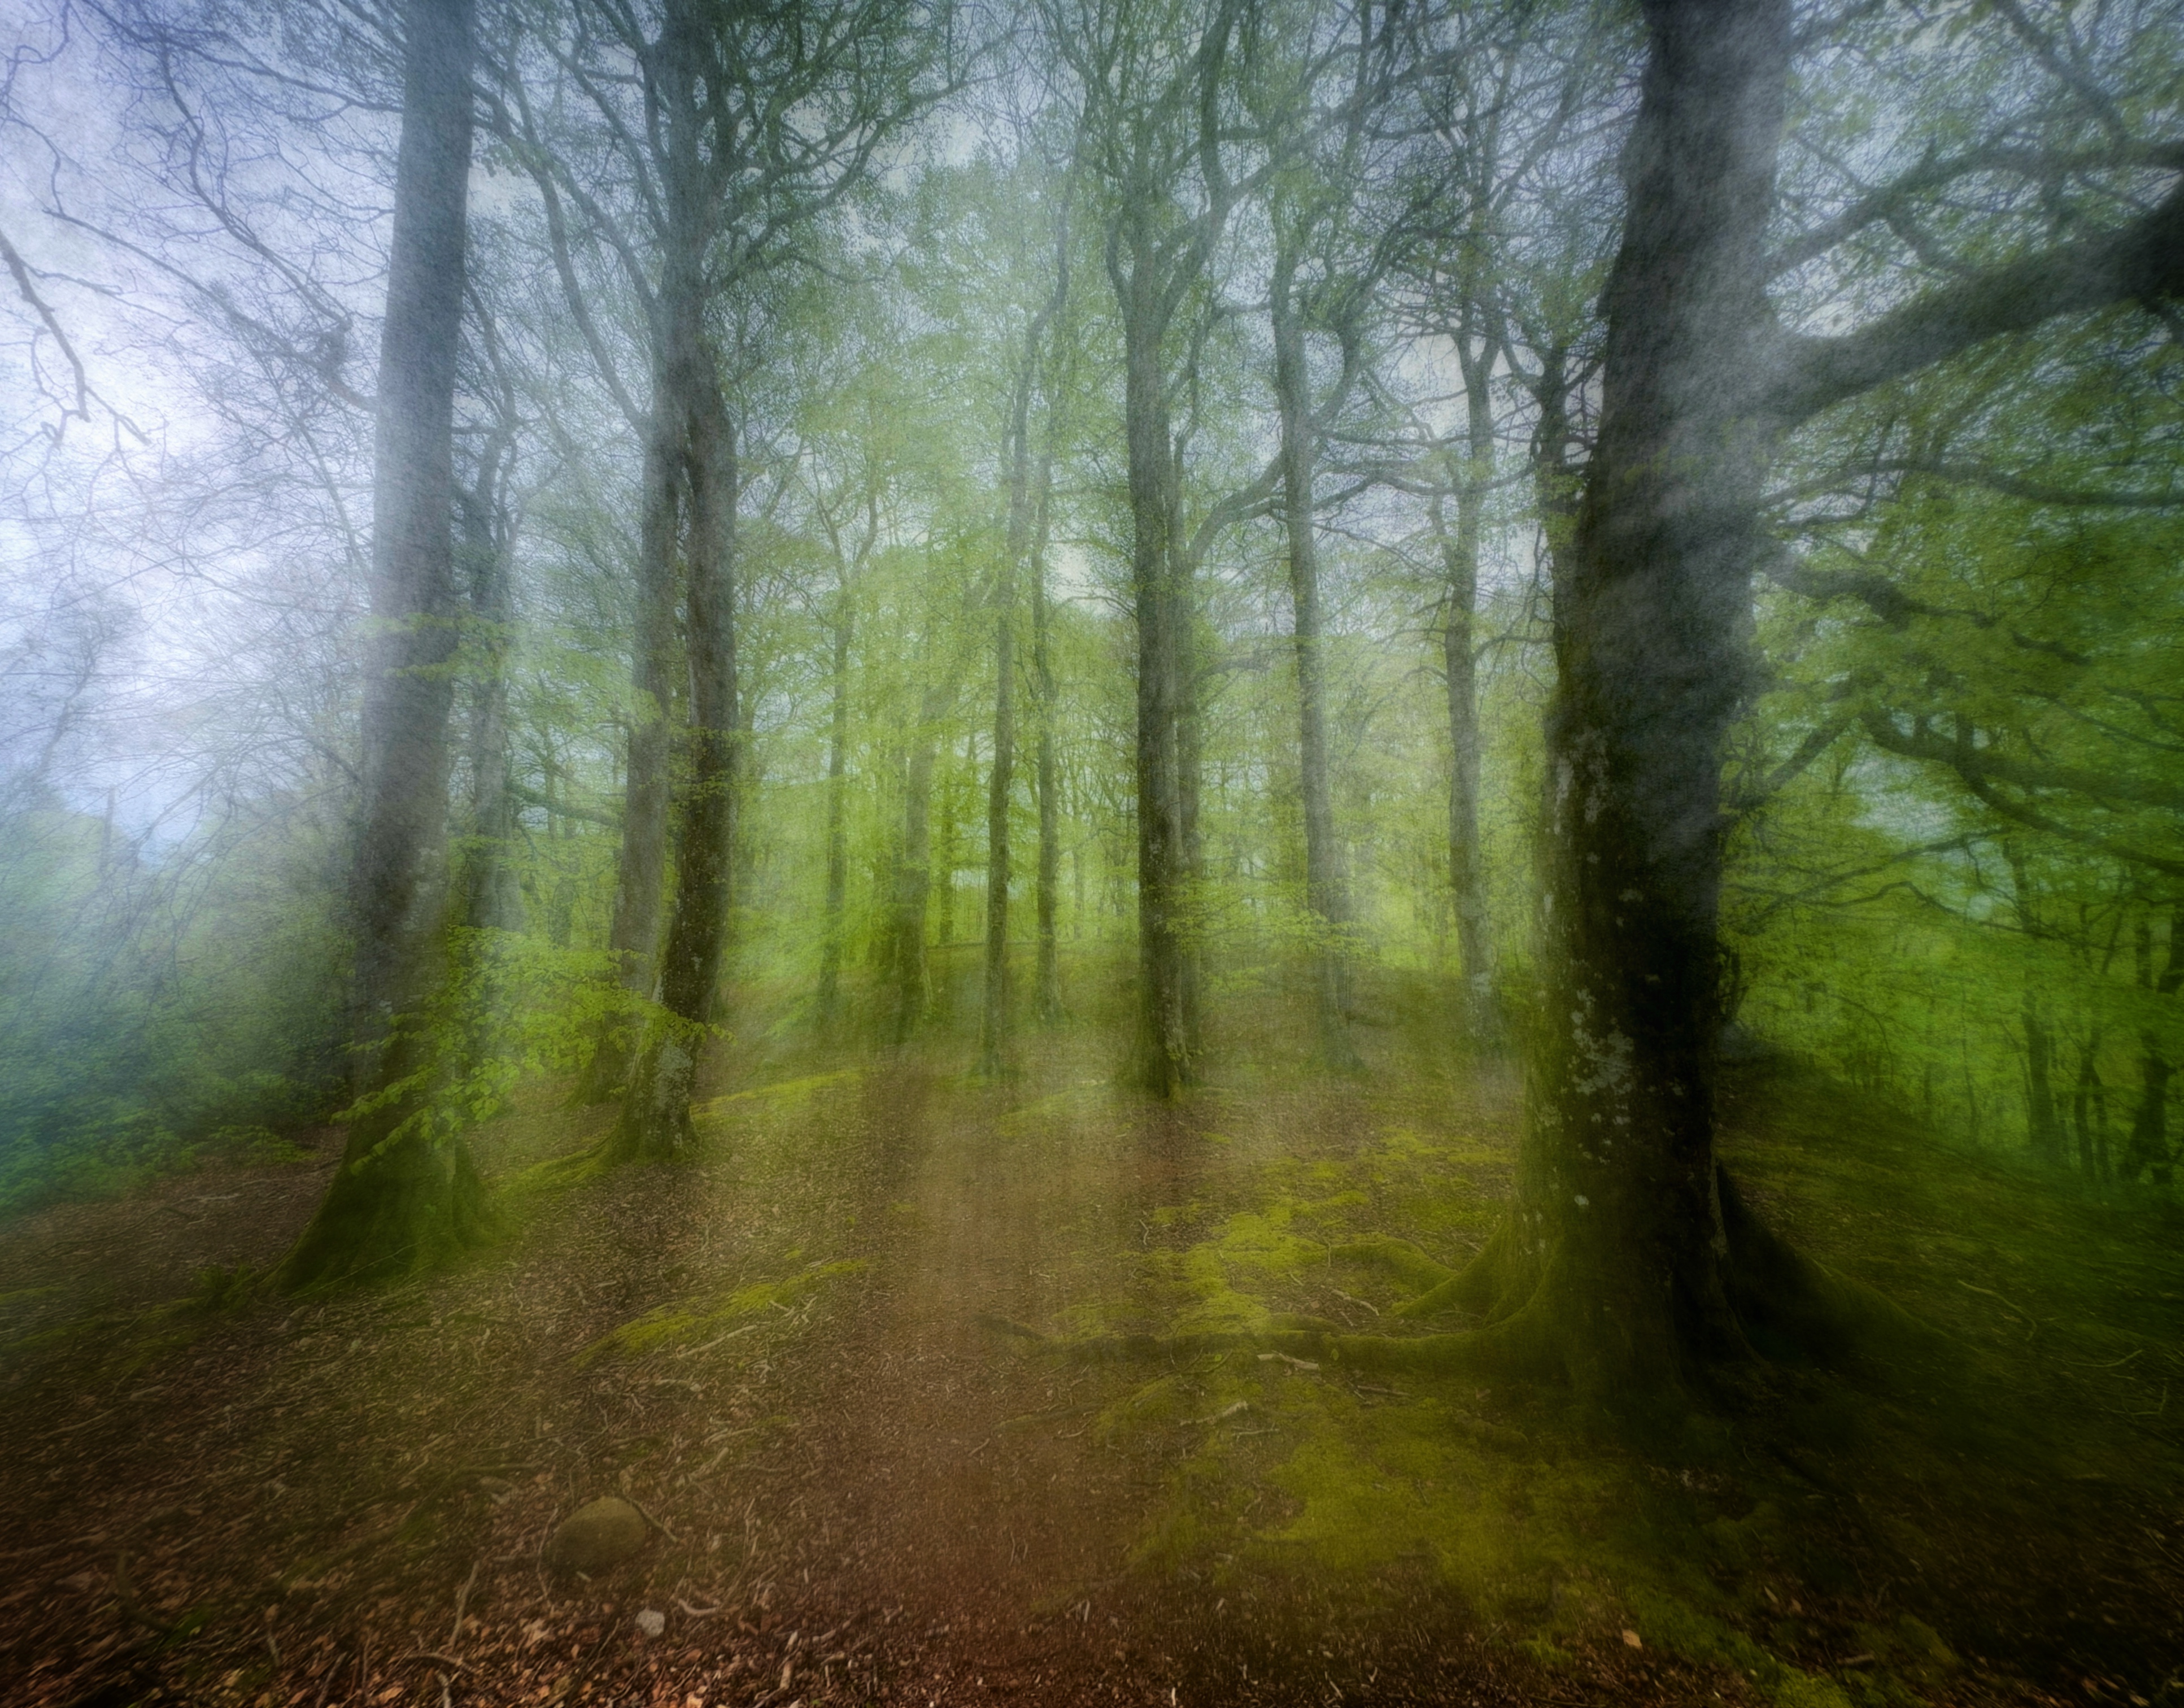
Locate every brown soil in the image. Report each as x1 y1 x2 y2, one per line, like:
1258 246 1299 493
0 1044 1736 1708
0 1040 2174 1707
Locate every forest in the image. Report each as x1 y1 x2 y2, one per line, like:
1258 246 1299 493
1 0 2179 1702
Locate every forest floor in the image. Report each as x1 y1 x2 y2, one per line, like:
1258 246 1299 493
2 997 2181 1708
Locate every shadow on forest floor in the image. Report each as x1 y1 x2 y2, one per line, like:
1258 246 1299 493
0 986 2178 1707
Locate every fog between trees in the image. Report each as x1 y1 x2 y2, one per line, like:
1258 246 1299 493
2 0 2181 1374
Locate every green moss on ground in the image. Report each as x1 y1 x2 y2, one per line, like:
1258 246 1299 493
1038 1062 2183 1707
574 1258 866 1365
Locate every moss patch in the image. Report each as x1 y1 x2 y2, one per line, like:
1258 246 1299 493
574 1258 866 1366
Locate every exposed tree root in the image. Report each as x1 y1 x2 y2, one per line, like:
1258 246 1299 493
1716 1168 1949 1372
275 1112 494 1293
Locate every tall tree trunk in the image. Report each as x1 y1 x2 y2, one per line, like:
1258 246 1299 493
2005 848 2064 1163
2124 909 2181 1185
980 610 1017 1073
979 324 1045 1078
281 0 480 1290
456 443 523 936
612 352 736 1161
2072 1029 2103 1178
1030 456 1063 1026
609 12 739 1162
572 423 678 1101
2023 996 2064 1163
1479 0 1795 1387
892 701 945 1046
1270 239 1359 1073
1176 594 1205 1060
1442 324 1498 1039
816 580 853 1028
1120 250 1192 1096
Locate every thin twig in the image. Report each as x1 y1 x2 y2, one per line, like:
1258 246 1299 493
447 1559 480 1652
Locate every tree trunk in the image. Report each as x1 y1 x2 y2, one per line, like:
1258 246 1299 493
2022 995 2064 1163
1121 250 1192 1096
1031 456 1063 1025
979 322 1044 1078
892 709 943 1046
2123 909 2181 1185
979 609 1017 1073
938 735 962 952
456 442 523 936
1442 325 1498 1040
608 15 739 1162
280 0 481 1291
611 353 736 1161
816 578 853 1028
2072 1029 2103 1178
572 422 679 1101
1489 0 1794 1388
1270 238 1359 1073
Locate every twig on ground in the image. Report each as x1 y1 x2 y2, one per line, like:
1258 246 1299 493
627 1495 682 1544
447 1558 480 1652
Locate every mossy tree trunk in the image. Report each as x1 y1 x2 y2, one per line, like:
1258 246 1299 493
1501 0 1794 1386
281 0 481 1291
1122 264 1193 1096
1473 0 2184 1388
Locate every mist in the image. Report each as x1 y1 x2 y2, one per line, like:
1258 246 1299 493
2 0 2179 1702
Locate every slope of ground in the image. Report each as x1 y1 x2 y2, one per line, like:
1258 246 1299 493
0 1008 2177 1708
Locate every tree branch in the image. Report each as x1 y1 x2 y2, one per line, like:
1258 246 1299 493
1765 177 2184 426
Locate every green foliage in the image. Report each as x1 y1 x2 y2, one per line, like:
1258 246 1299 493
0 795 348 1218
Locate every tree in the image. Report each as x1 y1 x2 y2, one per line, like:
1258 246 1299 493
1050 0 1259 1095
979 168 1073 1077
280 0 482 1289
1483 0 2184 1386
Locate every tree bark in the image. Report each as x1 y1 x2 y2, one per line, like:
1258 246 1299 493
1030 447 1063 1026
2123 908 2181 1185
979 323 1046 1077
816 573 853 1029
608 7 740 1163
572 420 678 1101
611 351 736 1161
1120 246 1192 1096
891 700 945 1046
1441 321 1498 1040
280 0 481 1290
1269 237 1359 1073
456 436 523 936
1509 0 1793 1384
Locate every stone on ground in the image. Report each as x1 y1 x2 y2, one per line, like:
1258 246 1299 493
547 1496 648 1573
